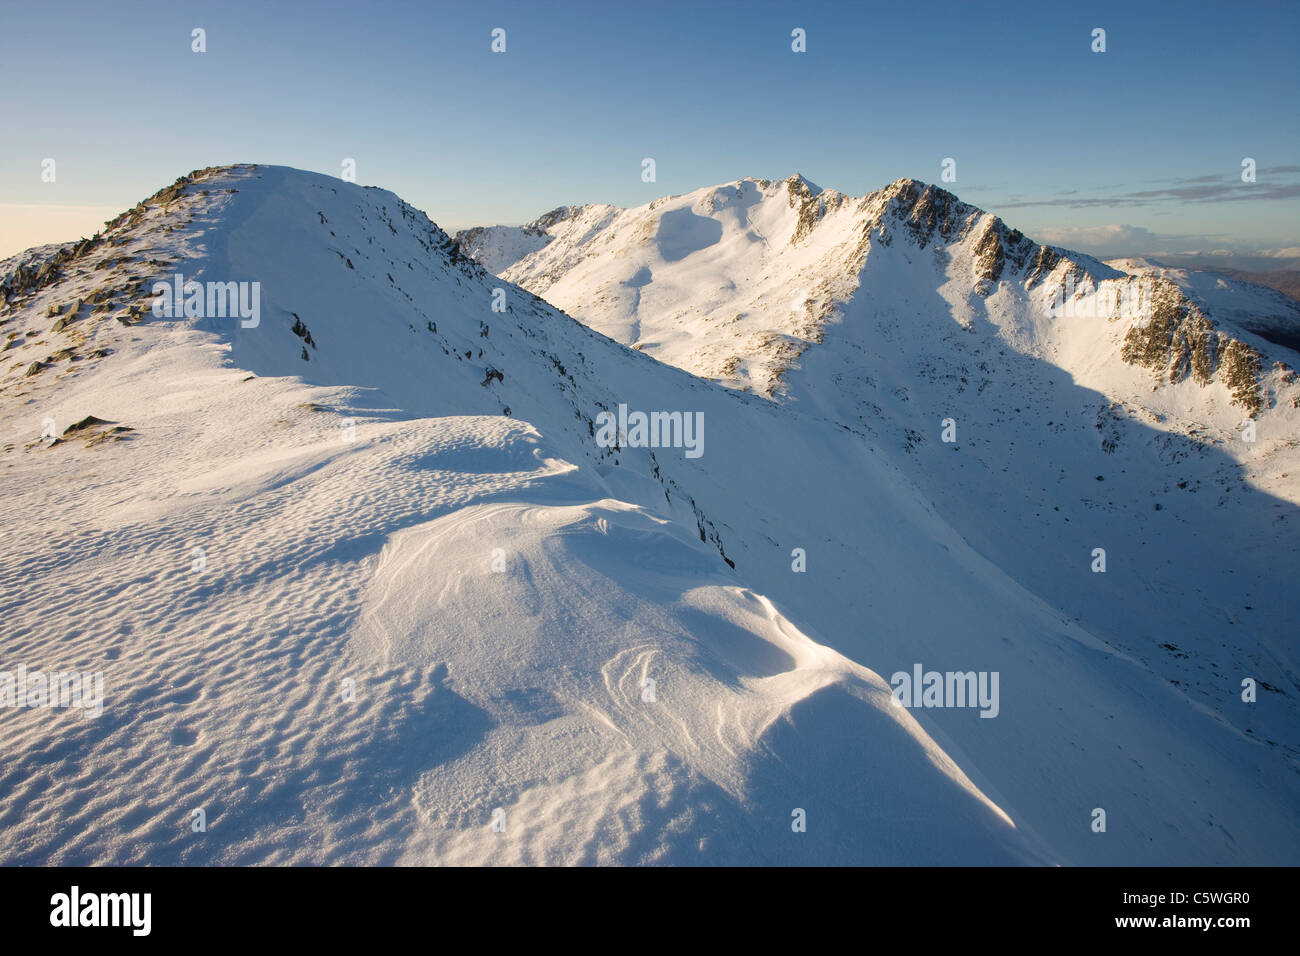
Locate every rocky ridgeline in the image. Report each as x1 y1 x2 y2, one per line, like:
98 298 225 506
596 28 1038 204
0 167 246 392
856 179 1288 415
862 178 1071 291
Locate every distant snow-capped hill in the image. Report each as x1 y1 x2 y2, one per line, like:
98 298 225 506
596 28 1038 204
452 204 608 275
458 175 1298 424
2 165 1297 867
458 173 874 396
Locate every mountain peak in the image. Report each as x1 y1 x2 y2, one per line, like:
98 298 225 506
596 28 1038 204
877 177 965 215
884 175 935 191
782 172 822 197
865 176 991 255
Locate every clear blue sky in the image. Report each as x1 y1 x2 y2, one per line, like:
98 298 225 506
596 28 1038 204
2 0 1297 258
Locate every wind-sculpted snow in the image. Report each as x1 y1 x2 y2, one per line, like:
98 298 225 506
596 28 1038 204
1 165 1297 865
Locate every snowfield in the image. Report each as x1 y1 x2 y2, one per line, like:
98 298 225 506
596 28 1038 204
1 165 1297 865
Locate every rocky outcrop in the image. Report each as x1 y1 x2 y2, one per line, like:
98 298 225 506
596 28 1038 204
1120 281 1265 414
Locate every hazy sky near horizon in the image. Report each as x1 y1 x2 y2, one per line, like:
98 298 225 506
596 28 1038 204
1 0 1297 260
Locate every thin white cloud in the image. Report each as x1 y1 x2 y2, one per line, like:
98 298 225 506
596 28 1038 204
1034 224 1228 258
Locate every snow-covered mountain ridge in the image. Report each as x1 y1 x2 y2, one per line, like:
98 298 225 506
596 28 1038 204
2 165 1297 866
457 174 1298 423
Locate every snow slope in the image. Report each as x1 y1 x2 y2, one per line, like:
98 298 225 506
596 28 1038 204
461 175 862 396
1 166 1297 865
